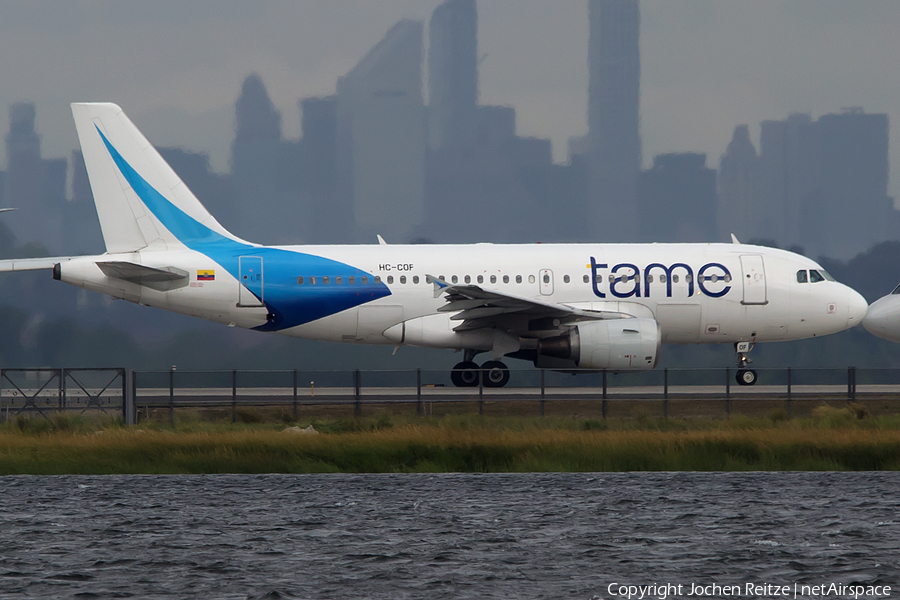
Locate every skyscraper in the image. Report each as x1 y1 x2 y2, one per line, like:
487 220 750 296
336 19 425 243
230 74 284 243
428 0 478 152
587 0 641 241
717 125 760 242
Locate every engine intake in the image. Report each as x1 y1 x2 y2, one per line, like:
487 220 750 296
537 318 660 370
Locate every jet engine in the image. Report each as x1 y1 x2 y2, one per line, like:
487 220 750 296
536 318 660 370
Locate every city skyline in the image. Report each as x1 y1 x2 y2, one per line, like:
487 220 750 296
1 1 899 201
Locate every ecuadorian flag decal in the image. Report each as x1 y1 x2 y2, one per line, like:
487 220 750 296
197 270 215 281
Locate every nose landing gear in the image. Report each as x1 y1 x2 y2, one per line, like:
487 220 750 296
735 341 757 386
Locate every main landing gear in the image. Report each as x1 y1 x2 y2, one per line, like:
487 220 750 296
450 351 510 388
735 341 757 386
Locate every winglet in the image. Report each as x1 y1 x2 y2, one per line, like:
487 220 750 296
377 234 387 245
427 274 449 298
730 233 740 245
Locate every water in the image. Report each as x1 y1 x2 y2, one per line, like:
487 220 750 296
0 473 898 599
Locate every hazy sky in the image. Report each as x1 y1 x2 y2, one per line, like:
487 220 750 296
2 0 900 198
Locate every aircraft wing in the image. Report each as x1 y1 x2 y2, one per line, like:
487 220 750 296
431 277 631 333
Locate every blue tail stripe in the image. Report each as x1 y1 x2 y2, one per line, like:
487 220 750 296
95 126 391 331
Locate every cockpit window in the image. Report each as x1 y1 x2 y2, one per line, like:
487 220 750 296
820 269 835 282
809 269 825 283
796 270 808 283
891 283 900 295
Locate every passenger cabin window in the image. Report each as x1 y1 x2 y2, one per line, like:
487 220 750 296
477 275 484 284
809 270 825 283
336 276 342 285
516 275 523 284
451 275 458 284
465 275 471 284
563 275 570 283
362 276 368 284
400 275 406 284
543 274 550 284
672 274 679 283
323 276 330 285
797 270 808 283
503 275 509 284
297 276 304 285
310 276 316 285
583 275 589 283
373 276 380 284
413 276 419 284
490 275 497 284
387 275 394 284
349 276 355 284
528 275 535 284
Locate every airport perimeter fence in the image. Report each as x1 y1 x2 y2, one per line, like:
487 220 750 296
3 366 900 424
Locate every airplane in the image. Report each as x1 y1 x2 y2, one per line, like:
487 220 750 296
0 103 870 387
863 286 900 342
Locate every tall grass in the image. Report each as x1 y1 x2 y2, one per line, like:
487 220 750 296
3 413 900 474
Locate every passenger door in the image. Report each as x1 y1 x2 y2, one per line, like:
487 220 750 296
238 256 264 307
739 255 767 305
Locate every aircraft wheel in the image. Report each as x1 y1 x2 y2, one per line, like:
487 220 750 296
482 360 510 388
450 361 480 387
736 369 758 386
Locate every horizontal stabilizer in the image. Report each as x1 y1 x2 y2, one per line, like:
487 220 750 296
0 257 74 273
96 261 189 291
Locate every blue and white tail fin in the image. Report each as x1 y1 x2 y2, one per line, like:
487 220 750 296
71 102 246 254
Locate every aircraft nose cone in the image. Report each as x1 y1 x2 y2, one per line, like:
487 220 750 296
847 288 869 327
863 294 900 342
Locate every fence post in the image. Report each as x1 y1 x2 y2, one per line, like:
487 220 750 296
478 369 484 416
124 369 135 426
663 368 668 419
232 369 237 424
416 369 423 417
848 367 856 401
354 369 361 417
169 368 175 426
602 370 608 419
725 367 731 418
540 369 545 417
292 369 298 421
59 368 66 411
786 367 792 418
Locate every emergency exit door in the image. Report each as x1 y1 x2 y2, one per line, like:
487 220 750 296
238 256 264 307
539 269 554 296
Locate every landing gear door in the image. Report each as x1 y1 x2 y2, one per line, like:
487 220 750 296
739 254 767 305
238 256 264 307
539 269 554 296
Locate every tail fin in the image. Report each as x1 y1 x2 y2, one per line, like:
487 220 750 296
71 103 244 254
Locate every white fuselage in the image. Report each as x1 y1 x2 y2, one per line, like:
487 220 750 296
57 242 868 356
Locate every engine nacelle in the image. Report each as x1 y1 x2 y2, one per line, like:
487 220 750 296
537 318 660 370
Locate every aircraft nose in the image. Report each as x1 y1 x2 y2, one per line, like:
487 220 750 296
847 287 869 327
863 293 900 342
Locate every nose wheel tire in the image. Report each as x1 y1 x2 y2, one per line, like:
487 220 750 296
450 361 480 387
736 369 758 386
481 360 510 388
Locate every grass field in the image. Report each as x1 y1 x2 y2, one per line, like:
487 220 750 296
2 401 900 474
